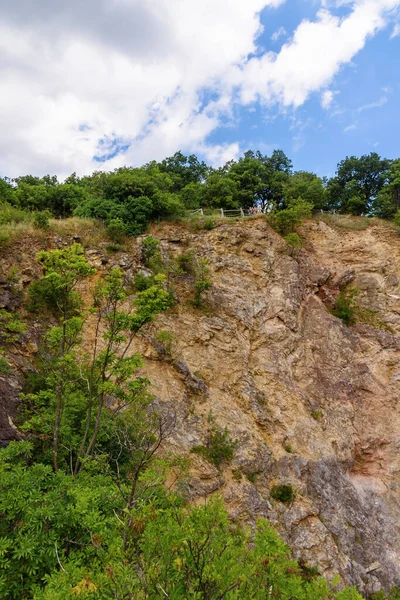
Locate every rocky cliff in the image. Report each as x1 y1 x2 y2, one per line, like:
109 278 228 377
2 215 400 596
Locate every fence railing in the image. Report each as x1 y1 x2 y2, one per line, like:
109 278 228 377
187 207 266 219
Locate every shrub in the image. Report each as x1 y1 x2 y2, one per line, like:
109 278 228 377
271 200 313 235
176 249 195 275
0 310 26 345
0 230 10 248
0 356 12 375
193 258 212 308
134 271 154 291
155 330 174 357
142 235 160 264
245 471 257 483
284 232 303 255
0 202 28 225
106 218 126 243
191 425 237 468
284 444 294 453
33 210 52 230
332 288 359 326
270 483 296 503
310 410 323 421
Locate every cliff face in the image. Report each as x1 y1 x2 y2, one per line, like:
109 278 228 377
2 216 400 595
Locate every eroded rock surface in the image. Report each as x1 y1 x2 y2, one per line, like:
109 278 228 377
136 218 400 596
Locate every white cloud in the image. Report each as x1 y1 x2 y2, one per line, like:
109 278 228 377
356 95 388 112
321 89 335 109
233 0 400 108
271 26 287 42
390 22 400 36
344 123 357 131
0 0 399 177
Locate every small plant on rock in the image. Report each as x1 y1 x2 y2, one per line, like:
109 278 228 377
332 288 359 326
270 483 296 504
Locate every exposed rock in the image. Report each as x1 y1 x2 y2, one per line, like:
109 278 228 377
0 372 23 447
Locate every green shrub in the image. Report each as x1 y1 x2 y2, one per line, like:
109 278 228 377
332 288 359 326
0 310 26 345
155 329 174 357
176 249 195 275
245 471 257 483
33 210 52 230
193 258 212 308
284 232 303 255
106 218 127 243
310 410 323 421
270 483 296 503
284 444 294 453
142 235 160 263
105 243 123 253
0 229 10 248
191 425 237 468
271 200 313 235
0 202 28 225
134 271 154 291
0 356 12 375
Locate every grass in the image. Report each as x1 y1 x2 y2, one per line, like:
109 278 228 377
315 213 372 230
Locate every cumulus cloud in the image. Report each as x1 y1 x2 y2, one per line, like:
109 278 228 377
233 0 400 108
0 0 399 177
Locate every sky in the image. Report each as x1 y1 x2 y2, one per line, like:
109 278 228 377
1 0 400 180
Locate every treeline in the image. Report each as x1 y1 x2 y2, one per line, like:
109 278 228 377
1 150 400 235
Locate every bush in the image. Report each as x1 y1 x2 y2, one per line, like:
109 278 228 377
332 288 359 326
0 356 12 375
155 330 174 357
134 271 154 291
33 210 52 230
191 425 237 468
271 200 313 235
270 483 296 503
193 258 212 308
176 249 195 275
0 202 28 225
106 218 126 243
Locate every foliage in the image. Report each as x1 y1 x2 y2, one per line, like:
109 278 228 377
0 201 29 225
193 257 212 308
0 356 12 375
332 288 359 326
192 424 237 467
270 483 296 503
28 244 95 316
0 310 26 345
106 218 126 243
326 153 390 215
284 232 303 255
272 200 313 235
156 329 174 357
33 209 52 230
176 249 196 274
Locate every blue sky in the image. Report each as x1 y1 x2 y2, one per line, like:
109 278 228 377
0 0 399 179
206 0 400 177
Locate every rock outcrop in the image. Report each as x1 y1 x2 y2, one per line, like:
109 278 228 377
2 216 400 595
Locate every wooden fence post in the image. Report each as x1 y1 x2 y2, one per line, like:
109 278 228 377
220 208 224 218
240 208 244 217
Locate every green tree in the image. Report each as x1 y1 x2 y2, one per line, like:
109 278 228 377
327 153 390 215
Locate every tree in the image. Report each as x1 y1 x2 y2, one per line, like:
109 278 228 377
374 159 400 218
284 171 326 210
327 153 390 215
